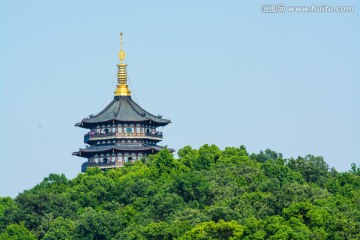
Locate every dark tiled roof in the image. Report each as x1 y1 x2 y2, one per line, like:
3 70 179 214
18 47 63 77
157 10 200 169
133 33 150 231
73 143 173 156
76 96 170 127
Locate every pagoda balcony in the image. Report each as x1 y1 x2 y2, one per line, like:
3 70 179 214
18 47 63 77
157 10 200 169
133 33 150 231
84 132 163 143
145 132 163 138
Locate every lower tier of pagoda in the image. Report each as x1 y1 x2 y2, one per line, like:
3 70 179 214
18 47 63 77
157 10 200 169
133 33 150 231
73 142 169 156
73 142 173 172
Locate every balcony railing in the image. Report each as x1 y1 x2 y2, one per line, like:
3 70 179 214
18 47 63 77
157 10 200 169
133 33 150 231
84 131 163 142
146 132 163 138
84 132 115 142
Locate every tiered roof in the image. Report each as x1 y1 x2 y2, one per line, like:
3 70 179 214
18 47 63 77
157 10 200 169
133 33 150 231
76 96 170 128
73 142 168 157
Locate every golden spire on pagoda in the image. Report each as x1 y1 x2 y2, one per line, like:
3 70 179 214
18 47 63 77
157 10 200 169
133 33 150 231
114 32 131 97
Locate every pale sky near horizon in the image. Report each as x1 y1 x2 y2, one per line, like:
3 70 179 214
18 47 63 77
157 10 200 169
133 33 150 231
1 0 359 197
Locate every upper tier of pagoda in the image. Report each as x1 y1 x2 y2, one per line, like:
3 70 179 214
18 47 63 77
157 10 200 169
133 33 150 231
76 96 171 128
75 32 171 129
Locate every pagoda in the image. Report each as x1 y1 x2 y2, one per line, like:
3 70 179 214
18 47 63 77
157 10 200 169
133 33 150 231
73 33 172 172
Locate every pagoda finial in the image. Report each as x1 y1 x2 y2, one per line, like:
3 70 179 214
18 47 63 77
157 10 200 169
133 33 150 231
114 32 131 97
118 32 126 62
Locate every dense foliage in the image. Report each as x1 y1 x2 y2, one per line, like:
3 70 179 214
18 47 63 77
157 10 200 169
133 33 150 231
1 145 359 239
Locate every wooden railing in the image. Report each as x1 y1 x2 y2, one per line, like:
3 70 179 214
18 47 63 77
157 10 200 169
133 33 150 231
84 132 163 142
145 132 163 138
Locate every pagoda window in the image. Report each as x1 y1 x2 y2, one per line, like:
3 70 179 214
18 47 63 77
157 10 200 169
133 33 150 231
126 127 132 134
131 153 136 161
117 125 122 134
138 153 143 159
124 153 129 162
136 124 140 134
112 126 116 133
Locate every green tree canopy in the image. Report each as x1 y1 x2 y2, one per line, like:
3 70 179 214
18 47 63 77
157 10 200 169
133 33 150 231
1 145 359 239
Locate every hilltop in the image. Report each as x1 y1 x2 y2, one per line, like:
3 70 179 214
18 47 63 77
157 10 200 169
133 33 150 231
1 145 359 239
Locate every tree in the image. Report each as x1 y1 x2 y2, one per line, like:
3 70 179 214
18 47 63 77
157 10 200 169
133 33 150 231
350 163 360 176
140 221 173 240
180 220 244 240
74 207 121 240
0 197 14 231
171 171 211 205
0 222 36 240
68 170 115 208
192 144 221 170
42 217 75 240
250 149 283 163
149 148 179 177
287 155 329 185
178 146 199 168
147 192 185 221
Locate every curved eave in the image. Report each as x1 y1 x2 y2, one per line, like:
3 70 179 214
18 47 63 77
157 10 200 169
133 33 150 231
73 144 173 157
75 118 171 129
75 96 171 128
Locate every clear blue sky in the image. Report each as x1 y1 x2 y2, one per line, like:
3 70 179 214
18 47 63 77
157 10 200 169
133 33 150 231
1 0 359 197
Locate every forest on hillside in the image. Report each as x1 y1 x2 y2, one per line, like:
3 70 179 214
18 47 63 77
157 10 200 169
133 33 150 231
0 145 359 240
